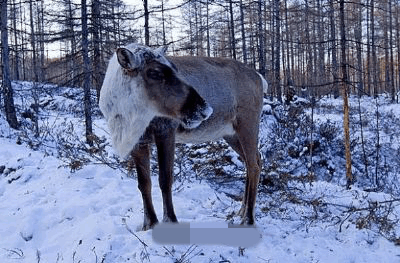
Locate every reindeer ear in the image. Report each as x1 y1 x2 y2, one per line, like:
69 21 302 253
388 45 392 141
116 48 134 69
155 45 168 56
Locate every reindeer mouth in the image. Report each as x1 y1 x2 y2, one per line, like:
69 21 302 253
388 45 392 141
178 87 213 129
181 103 213 129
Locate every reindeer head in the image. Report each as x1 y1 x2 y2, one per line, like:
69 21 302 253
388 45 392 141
99 44 213 158
115 45 213 128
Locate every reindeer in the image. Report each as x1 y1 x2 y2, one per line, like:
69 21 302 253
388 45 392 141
99 43 267 230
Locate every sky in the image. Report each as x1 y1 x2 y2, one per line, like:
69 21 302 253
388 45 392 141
124 0 185 47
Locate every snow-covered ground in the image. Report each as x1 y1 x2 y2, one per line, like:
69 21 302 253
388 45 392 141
1 82 399 262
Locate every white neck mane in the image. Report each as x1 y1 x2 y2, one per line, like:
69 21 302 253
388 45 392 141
99 54 157 158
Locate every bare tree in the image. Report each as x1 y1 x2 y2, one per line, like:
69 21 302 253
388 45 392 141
257 0 265 77
81 0 93 146
371 0 379 96
388 0 395 102
10 0 20 80
229 0 236 60
92 0 102 100
330 0 339 97
37 0 45 81
384 0 390 97
316 0 325 89
239 0 247 64
355 0 363 95
339 0 352 187
143 0 149 45
1 0 18 129
29 0 39 136
397 3 400 102
274 0 281 101
366 0 371 95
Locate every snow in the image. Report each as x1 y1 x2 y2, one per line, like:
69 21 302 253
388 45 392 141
1 82 400 262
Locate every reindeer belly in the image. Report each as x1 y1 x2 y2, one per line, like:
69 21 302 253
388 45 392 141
175 122 235 144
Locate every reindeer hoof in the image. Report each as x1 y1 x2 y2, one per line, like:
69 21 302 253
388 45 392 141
240 216 255 226
237 205 246 218
162 215 178 223
142 219 159 231
238 206 255 226
142 223 156 231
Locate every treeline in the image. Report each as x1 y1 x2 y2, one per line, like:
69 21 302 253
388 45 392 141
1 0 139 132
1 0 399 100
144 0 400 101
1 0 400 133
1 0 139 96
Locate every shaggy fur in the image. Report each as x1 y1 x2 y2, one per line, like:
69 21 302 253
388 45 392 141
99 43 211 158
99 51 158 158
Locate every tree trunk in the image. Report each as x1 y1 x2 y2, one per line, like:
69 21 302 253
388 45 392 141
143 0 149 46
20 0 26 80
274 0 281 101
384 1 390 96
239 0 247 64
371 0 378 96
81 0 93 146
388 0 395 102
38 0 45 82
92 0 101 101
317 0 325 90
366 0 371 95
67 0 77 87
284 0 291 87
29 0 38 83
305 0 312 96
339 0 352 188
206 0 210 57
29 0 39 137
11 0 19 80
257 0 265 76
161 0 166 45
355 0 363 95
194 2 200 56
397 3 400 102
1 0 19 129
229 0 236 59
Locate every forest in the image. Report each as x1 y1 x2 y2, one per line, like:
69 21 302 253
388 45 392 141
1 0 400 262
1 0 400 98
1 0 400 188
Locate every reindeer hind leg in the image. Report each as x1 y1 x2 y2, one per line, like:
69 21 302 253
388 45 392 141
232 118 261 225
224 134 247 218
133 144 159 230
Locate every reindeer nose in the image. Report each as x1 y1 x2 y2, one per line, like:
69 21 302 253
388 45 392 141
201 105 213 120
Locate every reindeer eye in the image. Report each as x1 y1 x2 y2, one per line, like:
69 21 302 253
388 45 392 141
146 69 164 81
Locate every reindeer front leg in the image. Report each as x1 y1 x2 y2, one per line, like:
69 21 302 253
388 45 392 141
132 144 159 230
154 130 178 223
